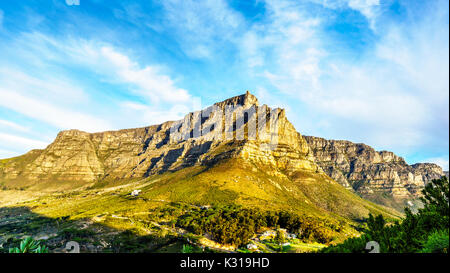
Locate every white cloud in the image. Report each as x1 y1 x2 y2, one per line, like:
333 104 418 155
0 67 88 104
423 157 450 171
0 30 198 158
0 120 30 133
99 46 191 103
120 101 191 126
0 88 111 132
161 0 244 59
241 0 324 93
238 0 448 159
311 0 380 29
0 133 49 151
1 30 197 117
240 0 324 95
5 32 192 104
0 149 19 159
347 0 380 27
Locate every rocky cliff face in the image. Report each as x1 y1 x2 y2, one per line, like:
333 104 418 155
0 92 444 212
304 136 444 200
0 91 320 185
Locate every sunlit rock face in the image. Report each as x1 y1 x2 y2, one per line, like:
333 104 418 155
304 136 444 198
0 91 444 210
0 91 320 183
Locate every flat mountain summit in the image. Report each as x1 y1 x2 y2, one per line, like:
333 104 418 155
0 91 444 214
0 91 318 183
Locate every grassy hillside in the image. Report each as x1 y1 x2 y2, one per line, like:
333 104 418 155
0 157 401 253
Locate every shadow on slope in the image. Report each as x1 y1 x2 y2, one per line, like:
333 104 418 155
0 206 182 253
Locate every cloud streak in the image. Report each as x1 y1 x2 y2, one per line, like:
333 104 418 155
0 29 194 157
231 0 448 159
99 46 191 103
0 87 111 132
0 132 49 151
161 0 245 59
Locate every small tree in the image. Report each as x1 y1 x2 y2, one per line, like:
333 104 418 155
275 229 286 244
418 176 449 231
421 230 449 253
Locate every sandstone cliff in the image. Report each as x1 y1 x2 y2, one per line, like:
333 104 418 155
0 91 320 186
304 136 444 202
0 92 443 213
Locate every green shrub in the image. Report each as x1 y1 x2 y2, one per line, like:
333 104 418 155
181 244 203 253
321 176 449 253
176 205 339 247
181 244 194 253
421 230 449 253
9 237 49 253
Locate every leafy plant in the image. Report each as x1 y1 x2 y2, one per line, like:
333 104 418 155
9 237 49 253
181 244 195 253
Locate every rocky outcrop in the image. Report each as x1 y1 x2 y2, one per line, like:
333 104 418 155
304 136 444 199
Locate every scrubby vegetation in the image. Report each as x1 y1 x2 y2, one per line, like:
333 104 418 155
322 177 449 253
176 205 342 247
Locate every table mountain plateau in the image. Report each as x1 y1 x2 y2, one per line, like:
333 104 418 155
0 91 444 215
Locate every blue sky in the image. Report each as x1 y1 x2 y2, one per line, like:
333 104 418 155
0 0 448 170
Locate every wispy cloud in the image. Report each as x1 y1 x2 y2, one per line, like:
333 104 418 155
0 119 30 133
347 0 380 18
235 0 448 157
0 149 19 159
6 32 192 104
240 0 324 91
160 0 245 59
0 132 49 151
0 87 111 132
99 46 191 103
423 157 450 171
311 0 381 28
0 29 194 157
0 67 88 104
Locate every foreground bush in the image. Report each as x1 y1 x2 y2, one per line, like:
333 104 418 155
421 230 449 253
176 205 340 247
322 176 449 253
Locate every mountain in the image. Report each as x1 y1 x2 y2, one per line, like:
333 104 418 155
304 136 444 210
0 91 399 223
0 91 317 184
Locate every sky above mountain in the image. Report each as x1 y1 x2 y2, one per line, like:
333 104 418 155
0 0 448 170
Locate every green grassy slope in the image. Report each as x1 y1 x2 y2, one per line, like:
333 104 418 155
0 149 401 252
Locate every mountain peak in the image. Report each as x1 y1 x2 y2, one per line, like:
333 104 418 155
215 90 259 108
